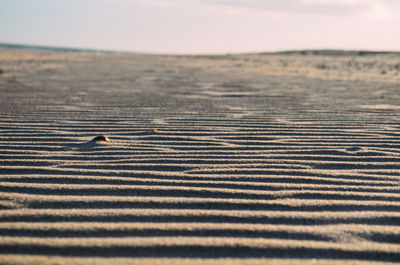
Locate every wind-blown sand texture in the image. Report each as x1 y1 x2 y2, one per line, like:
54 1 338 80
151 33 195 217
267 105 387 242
0 50 400 264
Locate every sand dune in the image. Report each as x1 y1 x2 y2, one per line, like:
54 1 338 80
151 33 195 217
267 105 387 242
0 50 400 264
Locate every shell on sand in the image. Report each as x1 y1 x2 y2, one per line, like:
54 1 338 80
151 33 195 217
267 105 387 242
91 135 110 142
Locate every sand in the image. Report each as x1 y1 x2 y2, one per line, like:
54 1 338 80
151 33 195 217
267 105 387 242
0 49 400 264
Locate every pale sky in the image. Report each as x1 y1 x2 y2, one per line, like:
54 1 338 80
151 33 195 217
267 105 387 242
1 0 399 54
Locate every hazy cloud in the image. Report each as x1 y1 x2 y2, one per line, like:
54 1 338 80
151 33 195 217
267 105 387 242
207 0 395 17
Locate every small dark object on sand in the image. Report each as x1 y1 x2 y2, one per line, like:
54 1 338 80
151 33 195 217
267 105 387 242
91 135 110 142
346 146 363 152
0 68 4 75
146 128 158 134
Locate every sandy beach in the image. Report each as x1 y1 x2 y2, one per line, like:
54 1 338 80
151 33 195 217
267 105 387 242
0 49 400 264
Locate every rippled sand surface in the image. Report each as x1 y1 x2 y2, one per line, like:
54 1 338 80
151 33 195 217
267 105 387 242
1 50 400 264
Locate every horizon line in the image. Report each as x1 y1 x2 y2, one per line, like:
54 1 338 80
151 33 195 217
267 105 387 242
1 42 399 56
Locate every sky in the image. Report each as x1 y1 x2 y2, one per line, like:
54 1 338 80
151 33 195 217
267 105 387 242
1 0 400 54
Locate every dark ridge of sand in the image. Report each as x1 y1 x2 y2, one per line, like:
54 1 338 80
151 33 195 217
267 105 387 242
0 43 118 54
0 49 400 264
273 50 400 56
